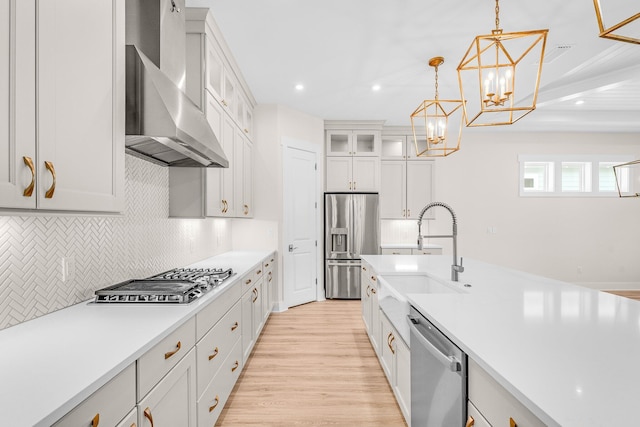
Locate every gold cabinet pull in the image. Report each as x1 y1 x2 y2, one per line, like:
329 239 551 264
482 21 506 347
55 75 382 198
244 204 249 215
245 278 252 285
510 418 517 427
387 333 395 354
208 347 219 361
143 407 154 427
407 209 411 217
44 161 56 199
353 181 356 190
22 156 35 197
231 321 239 331
164 341 181 359
231 360 239 372
370 287 376 294
466 416 475 427
222 99 228 107
348 181 352 190
208 395 220 412
270 258 274 263
252 288 258 303
362 266 367 271
131 423 136 427
371 275 376 282
366 285 370 297
257 270 262 275
91 413 100 427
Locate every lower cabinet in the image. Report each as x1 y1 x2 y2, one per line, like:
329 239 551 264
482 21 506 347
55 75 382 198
138 349 197 427
380 313 411 425
52 363 136 427
360 262 380 353
468 359 545 427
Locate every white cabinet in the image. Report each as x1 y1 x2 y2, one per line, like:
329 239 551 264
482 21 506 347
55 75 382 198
381 248 412 255
326 131 380 157
468 359 545 427
0 0 124 212
326 157 380 192
234 132 253 217
360 263 380 353
381 135 429 160
138 349 197 427
380 313 411 425
411 247 442 255
53 364 136 427
380 160 434 219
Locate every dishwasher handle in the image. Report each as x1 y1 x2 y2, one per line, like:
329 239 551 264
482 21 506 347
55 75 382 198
408 315 462 372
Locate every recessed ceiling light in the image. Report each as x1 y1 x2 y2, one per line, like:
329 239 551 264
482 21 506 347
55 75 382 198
295 84 304 91
575 100 585 105
372 84 381 91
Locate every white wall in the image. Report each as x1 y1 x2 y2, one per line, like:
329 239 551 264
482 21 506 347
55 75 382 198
232 104 324 308
384 131 640 289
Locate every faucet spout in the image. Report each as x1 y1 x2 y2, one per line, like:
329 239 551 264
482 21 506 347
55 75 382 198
416 202 464 281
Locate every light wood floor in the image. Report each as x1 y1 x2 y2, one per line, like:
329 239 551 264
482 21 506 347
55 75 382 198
216 300 407 426
605 290 640 301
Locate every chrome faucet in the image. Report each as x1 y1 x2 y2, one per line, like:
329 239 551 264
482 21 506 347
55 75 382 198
417 202 464 282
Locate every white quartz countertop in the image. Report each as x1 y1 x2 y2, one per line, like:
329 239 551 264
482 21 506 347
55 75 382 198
362 254 640 427
0 250 272 427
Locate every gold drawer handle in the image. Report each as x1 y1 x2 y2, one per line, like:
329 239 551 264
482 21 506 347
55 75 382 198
208 346 219 361
231 360 239 372
362 266 367 271
252 288 258 303
23 156 35 197
387 333 395 354
245 279 252 285
244 204 249 215
44 161 56 198
208 395 220 412
91 413 99 427
244 128 249 133
257 270 262 275
164 341 181 359
231 321 239 331
466 416 474 427
222 99 228 107
510 418 517 427
370 287 376 294
264 263 269 268
366 285 370 297
131 423 136 427
144 407 154 427
371 276 376 282
270 258 274 263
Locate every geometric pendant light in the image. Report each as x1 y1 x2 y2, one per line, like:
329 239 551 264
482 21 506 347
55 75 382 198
457 0 548 127
613 159 640 198
593 0 640 45
410 57 465 157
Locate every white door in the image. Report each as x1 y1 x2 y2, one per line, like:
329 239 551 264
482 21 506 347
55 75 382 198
284 142 319 308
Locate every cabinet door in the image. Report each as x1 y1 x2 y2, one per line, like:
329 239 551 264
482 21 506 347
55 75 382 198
406 161 434 219
380 315 394 381
241 289 254 364
360 270 371 332
370 279 380 354
138 349 197 427
352 157 380 191
326 131 353 156
380 161 406 219
381 136 407 160
0 0 36 209
223 72 237 120
235 135 253 217
406 136 429 160
205 32 224 103
37 0 124 212
252 279 264 336
394 335 411 423
207 117 235 217
326 157 352 191
353 131 380 156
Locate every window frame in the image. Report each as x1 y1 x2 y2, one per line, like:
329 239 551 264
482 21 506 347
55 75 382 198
518 155 634 197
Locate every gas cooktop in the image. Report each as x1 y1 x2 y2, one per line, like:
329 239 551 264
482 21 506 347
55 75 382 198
94 267 234 304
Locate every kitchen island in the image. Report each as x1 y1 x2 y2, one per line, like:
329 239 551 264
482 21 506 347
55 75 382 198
363 254 640 427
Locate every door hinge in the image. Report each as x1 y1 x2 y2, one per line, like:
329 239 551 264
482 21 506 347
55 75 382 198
315 202 317 209
315 278 318 284
315 240 317 247
315 163 317 170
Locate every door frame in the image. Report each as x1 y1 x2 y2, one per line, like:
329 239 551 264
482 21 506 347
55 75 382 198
281 137 324 309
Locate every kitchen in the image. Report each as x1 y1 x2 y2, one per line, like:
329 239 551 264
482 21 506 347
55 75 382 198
1 0 639 426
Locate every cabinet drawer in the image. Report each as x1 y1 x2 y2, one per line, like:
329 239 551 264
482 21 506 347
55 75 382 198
381 248 412 255
116 407 137 427
262 255 275 274
197 339 243 427
138 317 196 400
252 264 264 282
196 281 242 339
468 359 545 427
196 300 242 397
53 363 135 427
467 401 492 427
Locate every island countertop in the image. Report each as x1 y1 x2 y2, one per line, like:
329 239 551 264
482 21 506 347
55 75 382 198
361 254 640 427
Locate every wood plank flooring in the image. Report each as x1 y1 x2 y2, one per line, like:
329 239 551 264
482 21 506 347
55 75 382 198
604 290 640 301
216 300 407 426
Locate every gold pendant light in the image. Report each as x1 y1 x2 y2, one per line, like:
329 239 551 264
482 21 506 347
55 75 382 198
593 0 640 45
457 0 548 127
613 160 640 198
410 57 465 157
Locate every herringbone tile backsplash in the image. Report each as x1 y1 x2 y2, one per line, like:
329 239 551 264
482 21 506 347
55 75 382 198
0 155 231 330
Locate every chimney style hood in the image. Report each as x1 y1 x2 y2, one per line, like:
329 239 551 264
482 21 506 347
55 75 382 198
125 0 228 168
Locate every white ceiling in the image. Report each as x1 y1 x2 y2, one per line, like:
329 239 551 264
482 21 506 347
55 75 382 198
185 0 640 133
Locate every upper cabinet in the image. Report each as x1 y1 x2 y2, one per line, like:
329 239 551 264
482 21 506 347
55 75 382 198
381 135 429 161
170 7 255 218
326 131 380 157
0 0 125 213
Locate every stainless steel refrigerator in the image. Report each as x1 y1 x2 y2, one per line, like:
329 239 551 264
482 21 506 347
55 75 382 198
325 193 380 299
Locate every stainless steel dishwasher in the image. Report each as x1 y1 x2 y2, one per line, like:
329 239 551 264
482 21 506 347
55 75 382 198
408 306 467 426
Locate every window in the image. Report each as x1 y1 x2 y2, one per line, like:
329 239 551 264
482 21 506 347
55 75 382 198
519 155 634 197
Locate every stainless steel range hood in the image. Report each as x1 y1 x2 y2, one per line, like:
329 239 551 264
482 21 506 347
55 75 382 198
125 0 228 168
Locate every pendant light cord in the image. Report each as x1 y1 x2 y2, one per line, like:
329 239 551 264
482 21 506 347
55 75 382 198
495 0 500 31
434 64 439 100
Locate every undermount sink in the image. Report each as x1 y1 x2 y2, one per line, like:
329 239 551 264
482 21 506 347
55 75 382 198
376 274 466 345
